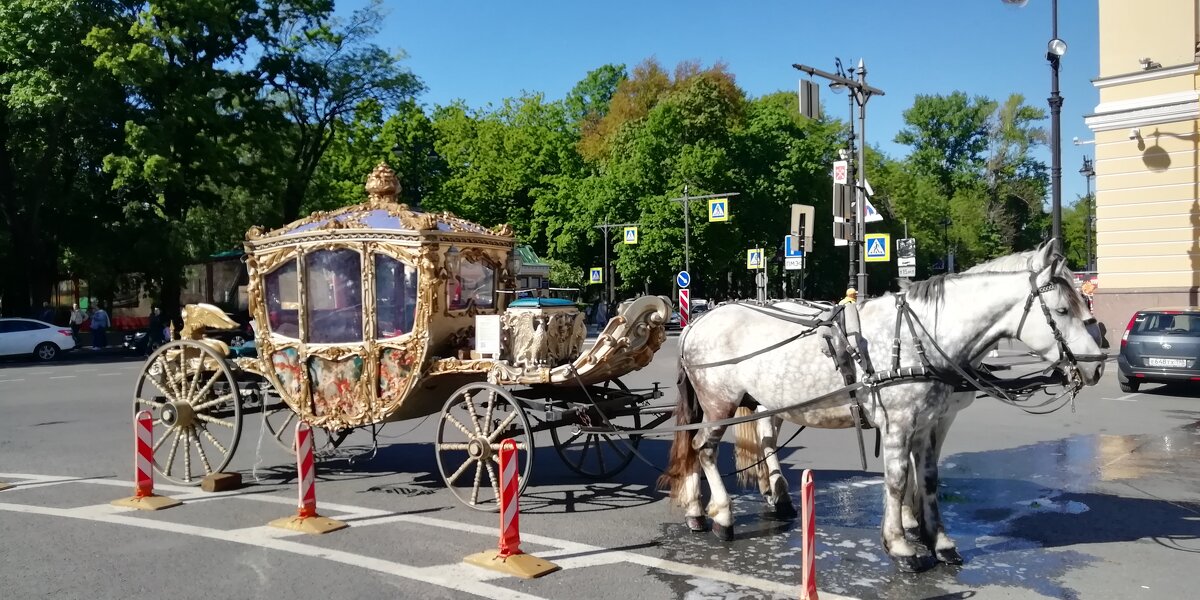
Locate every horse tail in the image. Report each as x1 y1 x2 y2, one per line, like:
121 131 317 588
658 359 701 503
733 407 764 490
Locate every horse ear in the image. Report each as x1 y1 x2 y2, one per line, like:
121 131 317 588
1030 239 1056 271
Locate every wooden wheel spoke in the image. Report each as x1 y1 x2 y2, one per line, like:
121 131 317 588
471 460 483 505
489 442 527 452
191 427 213 474
484 391 497 437
578 435 594 468
196 423 229 455
190 371 225 406
602 435 631 459
152 427 174 453
191 392 236 414
195 413 235 429
438 443 470 451
595 437 607 473
182 428 193 482
561 428 584 447
485 412 517 443
484 460 500 502
463 392 484 436
447 455 477 484
186 354 204 404
135 397 161 409
162 428 182 475
444 413 473 437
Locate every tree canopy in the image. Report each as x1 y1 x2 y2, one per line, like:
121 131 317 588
0 4 1067 318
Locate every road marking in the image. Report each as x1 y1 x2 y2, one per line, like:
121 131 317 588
0 472 864 600
0 379 26 383
1103 393 1140 402
0 501 550 600
48 375 77 380
98 373 124 377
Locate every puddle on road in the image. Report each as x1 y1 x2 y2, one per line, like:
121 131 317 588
651 423 1200 599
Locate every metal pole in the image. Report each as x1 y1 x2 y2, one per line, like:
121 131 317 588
846 91 858 291
855 59 868 296
1049 0 1063 250
682 184 690 275
603 223 611 307
1085 166 1093 272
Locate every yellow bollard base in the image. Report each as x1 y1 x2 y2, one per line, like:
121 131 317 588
111 494 182 511
0 481 12 492
268 514 348 535
464 551 561 579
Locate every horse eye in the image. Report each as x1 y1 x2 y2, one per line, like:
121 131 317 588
1055 308 1069 316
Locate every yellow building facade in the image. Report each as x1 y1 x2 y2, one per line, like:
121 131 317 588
1085 0 1200 344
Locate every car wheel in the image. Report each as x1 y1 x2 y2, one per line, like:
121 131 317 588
229 334 246 347
1119 380 1140 393
34 342 59 361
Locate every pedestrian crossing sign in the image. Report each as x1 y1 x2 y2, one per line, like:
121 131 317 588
709 199 729 222
623 226 638 244
864 233 891 262
589 267 603 284
747 248 764 269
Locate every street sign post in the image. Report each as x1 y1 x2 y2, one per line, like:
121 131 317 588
589 267 603 284
899 265 916 278
676 271 690 288
623 226 638 244
832 160 849 185
746 248 764 269
864 233 890 263
708 199 729 222
785 256 805 270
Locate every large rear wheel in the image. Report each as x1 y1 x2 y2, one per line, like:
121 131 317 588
132 340 242 485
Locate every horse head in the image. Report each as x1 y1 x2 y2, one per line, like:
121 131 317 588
1011 241 1107 387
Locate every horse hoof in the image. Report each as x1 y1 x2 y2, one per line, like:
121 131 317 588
892 553 936 573
711 522 735 542
768 500 797 521
686 516 709 533
936 547 964 565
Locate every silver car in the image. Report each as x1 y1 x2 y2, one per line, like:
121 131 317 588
1117 308 1200 392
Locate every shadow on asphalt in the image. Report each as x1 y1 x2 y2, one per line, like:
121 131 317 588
0 349 145 369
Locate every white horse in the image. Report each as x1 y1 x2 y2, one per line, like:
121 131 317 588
659 243 1106 572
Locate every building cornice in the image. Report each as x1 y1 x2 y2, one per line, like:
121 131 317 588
1092 62 1199 88
1085 90 1200 132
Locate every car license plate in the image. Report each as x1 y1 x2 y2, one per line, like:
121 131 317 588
1147 357 1188 368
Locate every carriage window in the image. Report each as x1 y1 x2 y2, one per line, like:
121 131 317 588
265 261 300 338
448 259 495 311
374 254 418 338
306 250 363 343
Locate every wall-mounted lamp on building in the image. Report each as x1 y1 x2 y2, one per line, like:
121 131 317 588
1129 128 1142 141
1139 57 1162 70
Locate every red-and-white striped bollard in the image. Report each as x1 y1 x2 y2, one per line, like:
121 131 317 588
134 410 155 497
679 289 690 328
295 422 318 518
268 422 346 534
800 469 818 600
111 410 180 510
497 438 522 557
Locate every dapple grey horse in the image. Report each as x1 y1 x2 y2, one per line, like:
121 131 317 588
659 243 1105 571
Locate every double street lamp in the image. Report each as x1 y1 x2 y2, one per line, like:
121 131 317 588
1004 0 1067 249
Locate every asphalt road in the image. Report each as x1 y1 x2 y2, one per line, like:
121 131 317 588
1 338 1198 600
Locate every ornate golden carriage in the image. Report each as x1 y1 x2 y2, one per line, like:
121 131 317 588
133 164 672 509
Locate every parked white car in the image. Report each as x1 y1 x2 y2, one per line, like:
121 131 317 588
0 318 76 361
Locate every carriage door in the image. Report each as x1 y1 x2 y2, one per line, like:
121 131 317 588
302 247 371 424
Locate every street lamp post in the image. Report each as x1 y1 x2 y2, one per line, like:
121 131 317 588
1004 0 1067 249
1080 156 1095 272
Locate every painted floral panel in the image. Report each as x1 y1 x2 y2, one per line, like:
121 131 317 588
379 348 416 402
271 348 302 398
308 356 366 419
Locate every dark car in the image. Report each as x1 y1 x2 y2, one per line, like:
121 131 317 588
1117 308 1200 392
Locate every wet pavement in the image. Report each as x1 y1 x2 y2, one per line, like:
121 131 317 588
650 419 1200 599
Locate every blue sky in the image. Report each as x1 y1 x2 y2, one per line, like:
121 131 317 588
346 0 1100 206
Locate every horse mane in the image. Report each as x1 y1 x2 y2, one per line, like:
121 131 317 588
906 260 1088 317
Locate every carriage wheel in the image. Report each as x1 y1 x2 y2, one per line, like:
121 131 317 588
550 409 642 479
436 382 533 511
132 340 242 485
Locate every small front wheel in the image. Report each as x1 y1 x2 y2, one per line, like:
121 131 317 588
34 342 59 361
435 382 533 511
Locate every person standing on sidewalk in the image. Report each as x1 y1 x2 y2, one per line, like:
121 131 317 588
90 302 110 349
68 303 86 345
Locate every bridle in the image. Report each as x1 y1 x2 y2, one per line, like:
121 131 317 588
1014 269 1108 394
